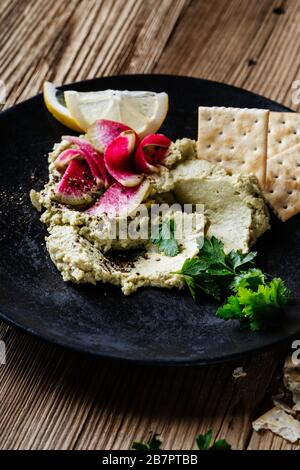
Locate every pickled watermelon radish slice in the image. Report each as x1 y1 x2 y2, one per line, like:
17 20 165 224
55 159 99 207
104 130 143 187
87 119 132 153
86 179 150 218
134 134 172 173
62 135 98 156
54 148 85 172
62 135 109 186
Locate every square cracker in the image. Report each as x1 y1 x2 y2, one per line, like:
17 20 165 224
197 106 269 187
264 143 300 221
268 112 300 158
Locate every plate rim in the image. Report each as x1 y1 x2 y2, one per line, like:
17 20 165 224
0 74 297 366
0 74 292 119
0 306 298 366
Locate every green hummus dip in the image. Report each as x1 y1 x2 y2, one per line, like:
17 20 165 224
30 138 269 294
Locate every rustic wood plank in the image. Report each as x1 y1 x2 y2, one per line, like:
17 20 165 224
241 0 300 108
1 0 189 108
155 0 277 79
248 430 299 450
72 349 288 450
0 331 290 450
155 0 300 110
0 0 300 451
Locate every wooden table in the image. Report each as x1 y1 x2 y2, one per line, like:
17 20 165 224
0 0 300 450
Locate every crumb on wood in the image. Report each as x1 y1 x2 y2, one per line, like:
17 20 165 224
232 366 247 379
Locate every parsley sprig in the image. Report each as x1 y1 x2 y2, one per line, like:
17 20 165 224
196 429 231 450
179 237 256 300
178 237 291 331
150 219 179 257
217 275 291 331
132 430 231 451
132 434 162 450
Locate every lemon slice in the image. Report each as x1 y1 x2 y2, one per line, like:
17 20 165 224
43 82 84 132
64 89 169 137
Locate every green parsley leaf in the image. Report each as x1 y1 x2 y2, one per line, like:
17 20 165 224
180 257 206 277
132 434 162 450
227 250 256 271
196 430 231 451
216 294 243 320
197 237 256 273
178 236 291 331
198 237 227 267
217 278 292 331
196 429 212 450
159 237 179 257
229 268 265 292
209 439 232 451
196 274 223 300
151 219 180 257
181 274 196 300
178 237 256 300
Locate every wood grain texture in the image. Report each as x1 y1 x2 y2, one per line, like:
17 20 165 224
0 0 300 450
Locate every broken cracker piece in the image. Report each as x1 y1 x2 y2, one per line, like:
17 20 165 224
252 406 300 443
264 143 300 221
284 355 300 411
268 112 300 158
197 106 269 187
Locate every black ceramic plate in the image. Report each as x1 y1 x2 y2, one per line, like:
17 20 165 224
1 75 300 365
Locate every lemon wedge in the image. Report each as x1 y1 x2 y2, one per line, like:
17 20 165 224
43 82 84 132
64 89 169 137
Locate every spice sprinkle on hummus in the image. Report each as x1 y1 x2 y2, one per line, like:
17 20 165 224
29 86 296 331
30 118 269 295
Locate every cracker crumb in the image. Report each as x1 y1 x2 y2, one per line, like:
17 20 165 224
284 355 300 411
252 354 300 443
232 366 247 379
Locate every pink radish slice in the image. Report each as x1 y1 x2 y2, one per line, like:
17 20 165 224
55 159 98 207
54 148 85 172
86 179 150 218
62 135 109 186
104 130 143 187
62 135 98 155
134 134 172 173
134 145 157 173
87 119 132 153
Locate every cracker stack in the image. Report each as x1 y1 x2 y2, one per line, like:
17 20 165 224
268 112 300 157
265 112 300 221
197 107 269 187
265 144 300 221
197 106 300 222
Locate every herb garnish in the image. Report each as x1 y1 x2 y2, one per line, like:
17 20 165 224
178 236 292 331
179 237 256 300
196 429 231 450
150 219 179 257
132 430 231 450
132 434 162 450
217 275 291 331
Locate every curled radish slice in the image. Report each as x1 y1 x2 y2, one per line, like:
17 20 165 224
134 134 172 173
104 130 143 187
87 119 132 153
54 148 85 172
55 159 98 207
62 135 110 186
